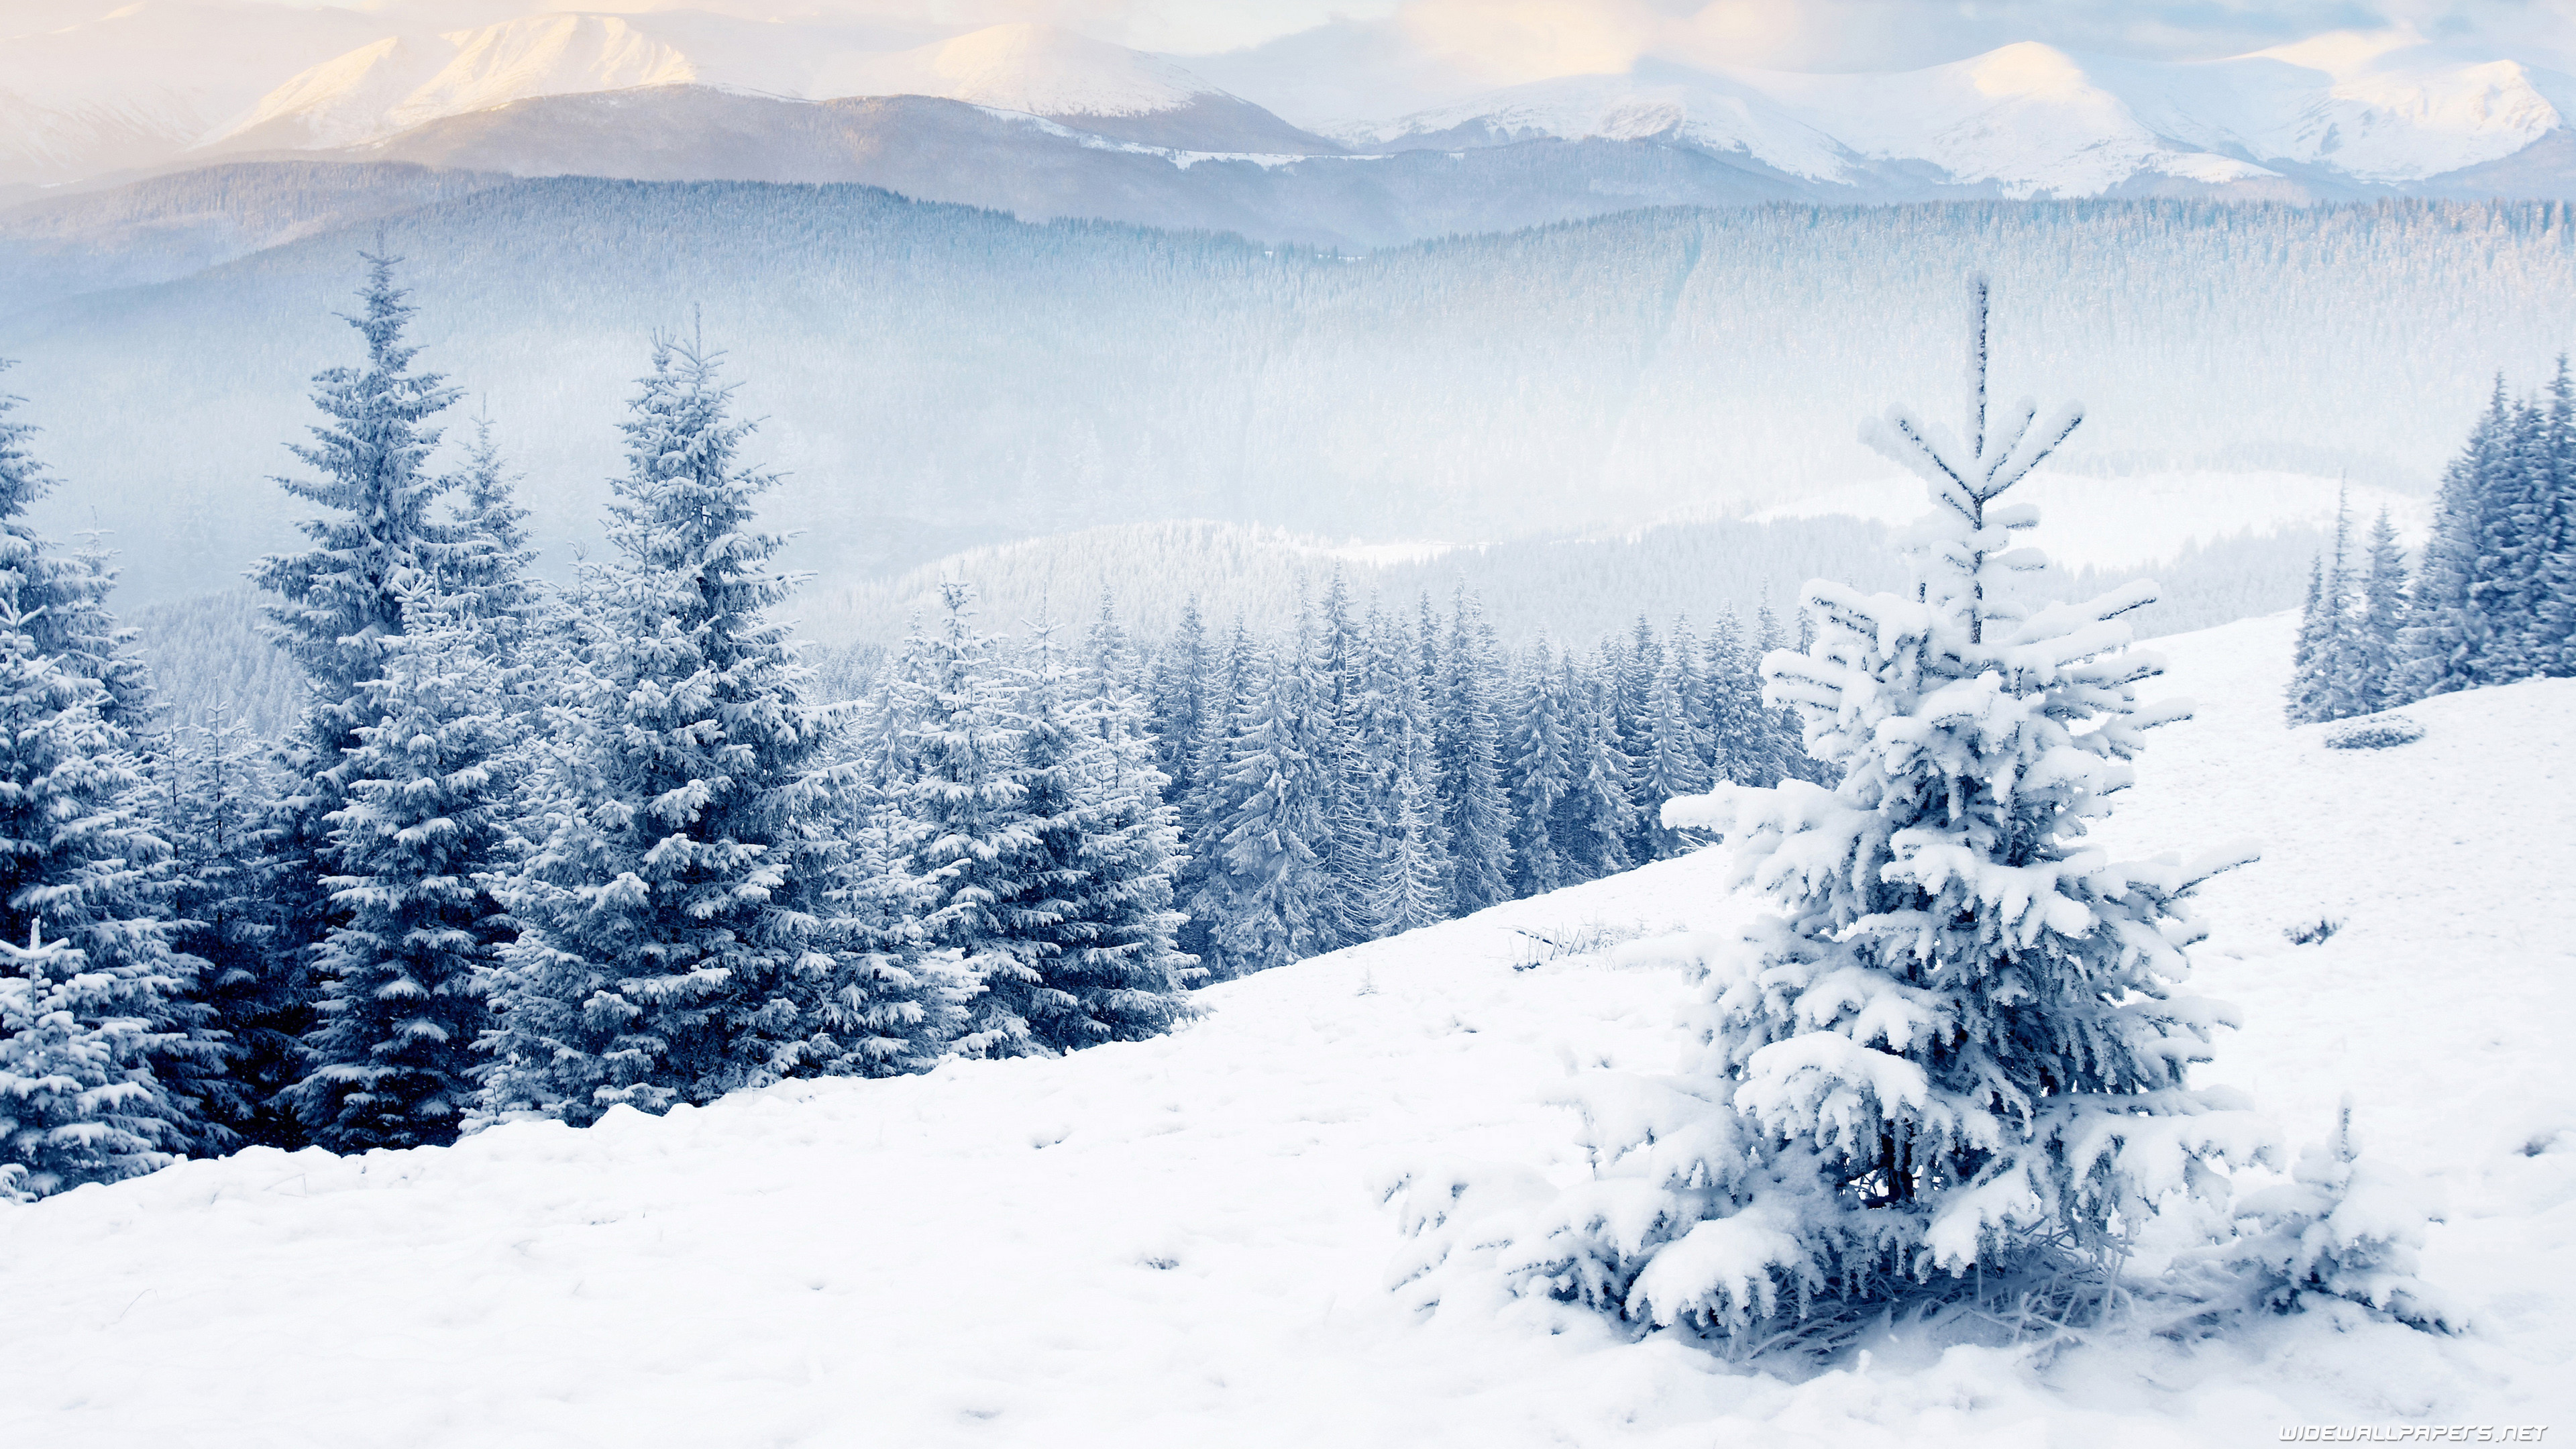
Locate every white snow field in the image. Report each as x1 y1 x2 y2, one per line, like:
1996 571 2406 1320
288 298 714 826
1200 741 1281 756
6 611 2574 1448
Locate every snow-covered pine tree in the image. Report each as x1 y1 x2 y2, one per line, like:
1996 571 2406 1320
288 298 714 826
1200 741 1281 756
1368 669 1452 937
2506 360 2573 676
1334 598 1411 940
2315 494 2377 722
289 578 519 1150
2349 508 2411 713
1178 616 1256 975
896 582 1040 1059
0 590 189 1196
444 415 546 658
482 336 913 1123
150 716 299 1149
1631 655 1713 861
1028 594 1201 1043
1496 278 2268 1342
1506 637 1577 898
1668 614 1714 780
1203 628 1338 977
248 252 468 1082
1554 651 1634 884
1703 611 1767 786
1149 596 1210 804
2286 554 2328 724
1436 588 1515 914
2400 380 2513 701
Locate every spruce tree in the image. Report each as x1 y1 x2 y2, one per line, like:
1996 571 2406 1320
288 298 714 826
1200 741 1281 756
483 337 920 1123
289 582 517 1150
1334 599 1411 939
151 716 298 1150
2286 553 2328 724
249 252 468 1095
1703 611 1766 786
898 582 1040 1059
1177 616 1255 975
1507 278 2266 1340
1554 653 1635 883
1506 638 1576 898
1149 596 1210 803
1633 658 1712 860
2401 380 2513 700
2351 508 2411 713
1023 596 1201 1044
1368 678 1452 937
1203 634 1338 977
1435 588 1515 914
0 592 187 1196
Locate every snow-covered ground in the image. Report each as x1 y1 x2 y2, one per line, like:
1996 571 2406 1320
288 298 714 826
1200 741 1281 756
5 612 2571 1446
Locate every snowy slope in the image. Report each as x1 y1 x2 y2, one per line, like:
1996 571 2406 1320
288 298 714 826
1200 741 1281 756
204 15 698 153
4 612 2571 1444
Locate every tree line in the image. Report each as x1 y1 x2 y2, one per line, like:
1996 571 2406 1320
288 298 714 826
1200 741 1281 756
2288 364 2576 722
0 255 1824 1199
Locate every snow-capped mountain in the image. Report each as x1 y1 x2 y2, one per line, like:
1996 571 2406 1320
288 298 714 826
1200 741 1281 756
1360 38 2576 198
194 17 1330 162
6 5 2576 203
206 15 696 153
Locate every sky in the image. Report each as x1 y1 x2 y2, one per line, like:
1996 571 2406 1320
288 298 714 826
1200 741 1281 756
203 0 2576 70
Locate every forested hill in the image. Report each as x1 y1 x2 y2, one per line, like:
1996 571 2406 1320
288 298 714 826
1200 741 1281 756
3 176 2573 601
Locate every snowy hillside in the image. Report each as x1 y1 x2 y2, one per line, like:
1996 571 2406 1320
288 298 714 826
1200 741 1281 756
5 610 2569 1444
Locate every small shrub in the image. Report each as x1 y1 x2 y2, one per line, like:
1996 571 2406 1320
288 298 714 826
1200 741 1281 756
2284 918 2343 946
2325 715 2424 750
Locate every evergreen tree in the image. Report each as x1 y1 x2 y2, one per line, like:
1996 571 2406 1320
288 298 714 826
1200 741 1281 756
248 252 468 1094
1177 616 1255 974
2512 361 2576 676
2289 496 2361 723
482 337 921 1123
2401 380 2513 700
1505 278 2266 1339
151 716 299 1150
1506 637 1576 898
1021 595 1201 1044
1202 633 1338 977
2350 508 2411 713
898 582 1040 1058
1436 588 1515 914
289 581 518 1150
1632 657 1712 860
1149 596 1210 802
1554 653 1635 883
0 592 187 1196
1368 672 1452 937
1335 598 1412 939
1703 611 1766 786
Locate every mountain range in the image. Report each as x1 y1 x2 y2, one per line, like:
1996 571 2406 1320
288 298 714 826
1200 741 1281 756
9 6 2576 240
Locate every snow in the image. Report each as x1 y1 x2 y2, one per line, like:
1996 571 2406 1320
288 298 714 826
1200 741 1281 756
821 23 1222 119
205 15 699 151
1371 38 2576 195
5 612 2574 1443
1756 469 2432 568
